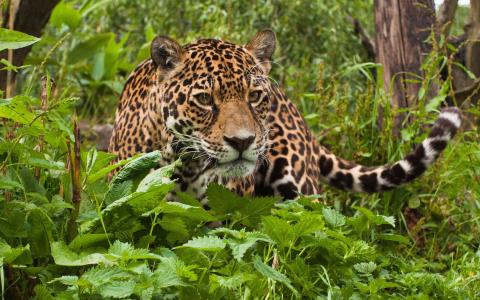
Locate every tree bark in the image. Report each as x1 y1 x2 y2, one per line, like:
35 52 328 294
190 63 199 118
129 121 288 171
466 0 480 78
0 0 60 93
374 0 436 131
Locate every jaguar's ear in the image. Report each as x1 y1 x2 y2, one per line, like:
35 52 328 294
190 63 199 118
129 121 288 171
151 36 184 72
245 29 276 74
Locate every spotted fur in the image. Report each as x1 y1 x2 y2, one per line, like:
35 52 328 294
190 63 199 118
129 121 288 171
109 30 461 201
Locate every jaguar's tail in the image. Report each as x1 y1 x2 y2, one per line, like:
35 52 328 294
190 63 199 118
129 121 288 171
318 107 461 192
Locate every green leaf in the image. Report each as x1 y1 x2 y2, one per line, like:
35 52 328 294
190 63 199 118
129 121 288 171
353 261 377 274
104 180 133 205
80 266 130 288
207 184 278 226
376 233 410 244
210 273 255 292
0 96 41 127
0 178 23 190
252 256 298 295
206 183 245 215
27 208 54 257
180 236 227 252
0 238 31 264
50 2 81 30
159 215 189 242
49 275 79 286
154 256 197 288
69 233 111 251
262 216 294 248
323 208 346 227
136 159 180 192
0 28 40 52
50 241 110 266
110 151 162 186
67 33 113 64
353 206 395 227
99 280 136 298
24 157 65 170
107 241 162 261
154 201 214 222
293 214 324 237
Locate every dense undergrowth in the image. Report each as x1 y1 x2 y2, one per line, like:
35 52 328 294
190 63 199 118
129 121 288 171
1 0 480 299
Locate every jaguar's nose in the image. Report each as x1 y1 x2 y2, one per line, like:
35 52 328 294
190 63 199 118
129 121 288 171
223 135 255 153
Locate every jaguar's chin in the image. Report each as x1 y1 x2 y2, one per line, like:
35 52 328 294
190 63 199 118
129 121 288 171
216 159 256 178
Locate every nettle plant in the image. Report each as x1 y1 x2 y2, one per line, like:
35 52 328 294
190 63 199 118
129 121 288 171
1 24 479 299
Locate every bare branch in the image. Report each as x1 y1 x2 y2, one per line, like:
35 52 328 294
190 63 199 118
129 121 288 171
347 15 376 59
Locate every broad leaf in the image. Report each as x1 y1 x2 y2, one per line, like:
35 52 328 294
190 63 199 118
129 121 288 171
0 28 40 52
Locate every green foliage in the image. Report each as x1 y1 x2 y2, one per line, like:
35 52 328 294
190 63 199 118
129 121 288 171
0 0 479 299
0 28 40 52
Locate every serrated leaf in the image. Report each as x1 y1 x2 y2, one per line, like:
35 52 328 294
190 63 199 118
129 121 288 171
353 206 395 227
107 241 162 261
206 184 245 214
207 184 278 226
228 238 257 261
353 261 377 274
104 180 133 205
159 215 189 242
210 273 255 292
262 216 293 248
293 214 324 237
154 256 197 288
180 236 227 252
69 233 111 251
136 159 180 192
81 266 130 287
252 256 298 295
99 280 136 298
49 275 79 286
154 201 214 222
211 228 273 261
323 208 346 227
50 241 110 266
0 28 40 51
110 151 162 186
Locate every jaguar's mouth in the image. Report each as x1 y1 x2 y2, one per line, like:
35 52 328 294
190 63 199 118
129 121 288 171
216 158 256 178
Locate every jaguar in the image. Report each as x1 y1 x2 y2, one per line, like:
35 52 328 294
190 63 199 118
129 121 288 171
108 29 461 204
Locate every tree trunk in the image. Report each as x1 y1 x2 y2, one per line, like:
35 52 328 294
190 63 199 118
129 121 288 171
0 0 60 94
466 0 480 78
374 0 436 131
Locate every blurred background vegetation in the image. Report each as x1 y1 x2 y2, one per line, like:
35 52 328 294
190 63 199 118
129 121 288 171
1 0 479 298
25 0 376 117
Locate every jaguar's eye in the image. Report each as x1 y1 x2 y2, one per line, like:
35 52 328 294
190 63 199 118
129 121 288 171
248 91 262 104
193 92 214 106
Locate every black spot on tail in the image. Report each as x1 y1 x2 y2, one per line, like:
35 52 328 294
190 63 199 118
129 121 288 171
380 162 409 186
359 173 378 193
404 144 427 180
330 172 354 190
430 140 447 152
319 155 333 176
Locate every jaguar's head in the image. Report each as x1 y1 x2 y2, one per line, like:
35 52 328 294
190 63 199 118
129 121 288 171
151 30 276 178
